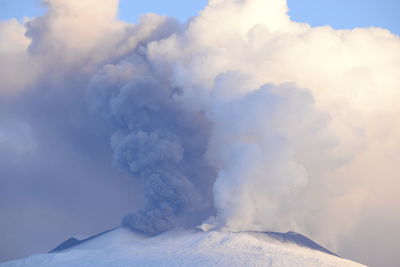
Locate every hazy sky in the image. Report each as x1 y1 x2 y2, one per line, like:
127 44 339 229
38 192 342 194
0 0 399 34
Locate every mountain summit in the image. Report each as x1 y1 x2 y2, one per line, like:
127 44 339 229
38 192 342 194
1 228 365 267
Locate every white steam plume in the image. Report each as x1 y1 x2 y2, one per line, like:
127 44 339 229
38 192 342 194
1 0 400 265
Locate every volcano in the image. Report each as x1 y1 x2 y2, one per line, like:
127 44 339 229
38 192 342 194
1 228 365 267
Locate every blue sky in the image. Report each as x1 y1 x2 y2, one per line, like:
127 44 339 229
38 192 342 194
0 0 399 35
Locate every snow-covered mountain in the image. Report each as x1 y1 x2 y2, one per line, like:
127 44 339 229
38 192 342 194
1 228 366 267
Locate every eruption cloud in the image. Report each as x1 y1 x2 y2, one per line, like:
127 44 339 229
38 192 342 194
89 74 215 234
1 0 400 265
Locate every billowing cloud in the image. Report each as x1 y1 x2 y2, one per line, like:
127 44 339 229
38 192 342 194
89 74 215 234
1 0 399 266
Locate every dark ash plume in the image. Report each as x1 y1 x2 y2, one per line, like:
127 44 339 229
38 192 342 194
89 74 215 235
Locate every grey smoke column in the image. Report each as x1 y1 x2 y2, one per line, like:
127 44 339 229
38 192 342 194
89 74 215 235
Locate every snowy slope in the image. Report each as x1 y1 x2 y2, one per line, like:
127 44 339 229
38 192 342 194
1 228 366 267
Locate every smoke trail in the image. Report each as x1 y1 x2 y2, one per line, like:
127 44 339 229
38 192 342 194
88 72 216 235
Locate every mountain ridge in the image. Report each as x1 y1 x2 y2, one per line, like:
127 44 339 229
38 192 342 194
1 227 366 267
